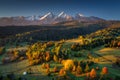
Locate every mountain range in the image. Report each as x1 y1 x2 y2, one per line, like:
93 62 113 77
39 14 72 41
0 12 105 26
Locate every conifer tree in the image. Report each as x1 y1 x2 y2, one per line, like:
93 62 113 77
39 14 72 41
84 64 90 73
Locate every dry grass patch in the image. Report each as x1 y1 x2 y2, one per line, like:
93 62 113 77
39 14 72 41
97 48 120 56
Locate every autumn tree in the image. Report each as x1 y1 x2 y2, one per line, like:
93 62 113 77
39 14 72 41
101 67 108 75
41 63 46 69
53 66 58 73
46 68 50 76
62 59 74 71
90 68 96 78
99 67 109 80
45 51 50 61
76 65 82 75
45 63 50 69
53 54 59 62
59 68 66 76
72 65 76 72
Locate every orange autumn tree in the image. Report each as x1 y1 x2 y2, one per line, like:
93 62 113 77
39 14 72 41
76 65 82 75
101 67 108 75
59 68 66 76
99 67 109 80
90 68 96 78
46 68 50 76
45 51 50 61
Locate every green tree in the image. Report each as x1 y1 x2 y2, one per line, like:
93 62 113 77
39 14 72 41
84 64 90 72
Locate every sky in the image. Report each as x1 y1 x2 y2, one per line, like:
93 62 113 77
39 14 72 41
0 0 120 20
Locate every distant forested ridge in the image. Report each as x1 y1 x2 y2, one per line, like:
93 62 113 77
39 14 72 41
0 21 119 46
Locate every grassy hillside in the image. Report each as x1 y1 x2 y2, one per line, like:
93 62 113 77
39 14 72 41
0 21 120 80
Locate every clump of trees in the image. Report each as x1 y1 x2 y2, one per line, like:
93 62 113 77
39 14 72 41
26 41 72 65
2 49 26 64
61 59 94 76
84 66 115 80
71 27 120 51
105 38 120 48
26 42 53 65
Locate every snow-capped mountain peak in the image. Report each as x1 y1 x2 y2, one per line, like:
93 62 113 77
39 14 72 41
58 11 65 17
0 11 105 26
39 12 53 20
57 11 72 19
78 13 84 17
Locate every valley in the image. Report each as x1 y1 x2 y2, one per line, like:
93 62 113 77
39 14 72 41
0 21 120 80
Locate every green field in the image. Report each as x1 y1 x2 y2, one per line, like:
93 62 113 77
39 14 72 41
0 42 120 80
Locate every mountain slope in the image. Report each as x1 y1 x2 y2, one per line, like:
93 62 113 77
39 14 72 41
0 12 105 26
